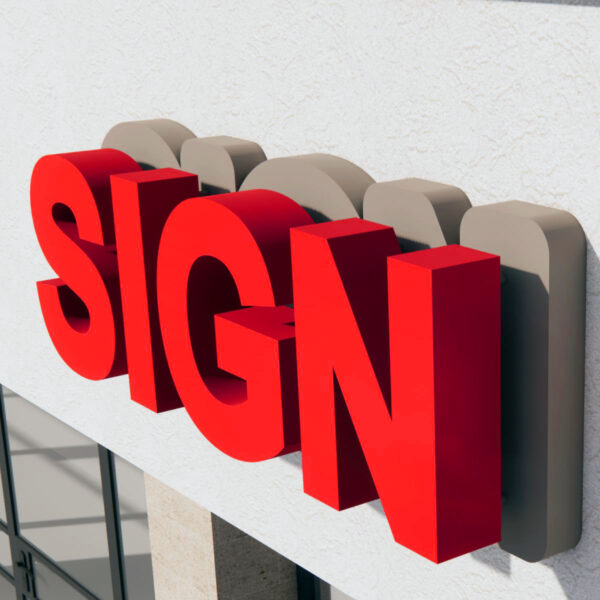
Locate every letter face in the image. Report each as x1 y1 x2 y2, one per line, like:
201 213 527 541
31 150 141 379
156 190 313 461
388 246 501 562
215 306 300 458
461 201 586 562
291 218 501 563
293 219 401 510
111 168 200 412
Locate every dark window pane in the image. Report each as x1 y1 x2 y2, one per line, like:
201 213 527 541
0 531 15 600
0 477 6 524
0 531 14 598
0 529 13 574
114 454 155 600
33 558 86 600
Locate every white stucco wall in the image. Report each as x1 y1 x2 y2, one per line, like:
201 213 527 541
1 1 599 598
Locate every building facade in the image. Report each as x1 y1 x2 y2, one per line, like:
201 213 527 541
1 1 600 598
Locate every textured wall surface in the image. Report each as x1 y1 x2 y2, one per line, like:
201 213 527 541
1 1 600 598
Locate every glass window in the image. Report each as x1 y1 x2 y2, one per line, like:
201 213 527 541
0 529 12 574
0 480 6 524
0 530 14 597
32 558 86 600
4 390 113 599
114 453 155 600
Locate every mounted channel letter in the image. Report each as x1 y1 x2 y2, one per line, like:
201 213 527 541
156 190 313 461
291 218 501 563
180 135 267 194
102 118 196 170
240 153 374 222
31 150 141 379
111 168 200 412
103 120 268 195
461 201 586 562
363 178 471 251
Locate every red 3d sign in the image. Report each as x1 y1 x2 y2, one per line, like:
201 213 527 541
31 119 586 565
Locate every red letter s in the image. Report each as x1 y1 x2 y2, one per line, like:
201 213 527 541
157 190 312 461
31 150 140 379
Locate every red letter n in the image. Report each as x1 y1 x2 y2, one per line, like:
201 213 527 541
291 218 500 563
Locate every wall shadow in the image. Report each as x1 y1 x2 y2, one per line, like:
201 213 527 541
472 545 512 575
280 450 302 469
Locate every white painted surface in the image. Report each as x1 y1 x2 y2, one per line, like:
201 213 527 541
1 1 599 598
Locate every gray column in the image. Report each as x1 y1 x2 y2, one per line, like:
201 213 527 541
144 474 298 600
